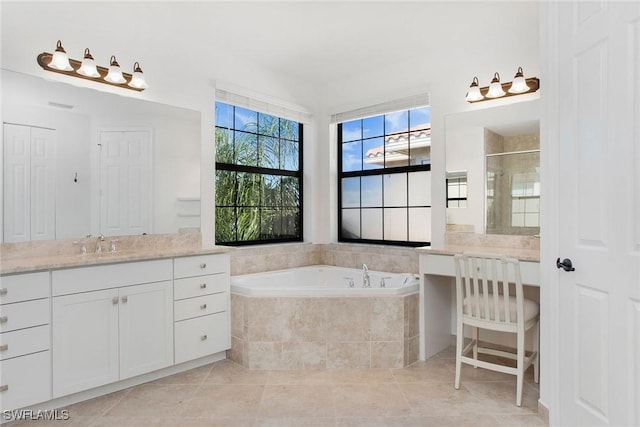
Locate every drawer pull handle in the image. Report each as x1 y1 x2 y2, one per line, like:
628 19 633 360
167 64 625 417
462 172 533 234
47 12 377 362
0 344 8 351
0 288 7 296
121 296 128 303
200 263 207 269
0 385 8 392
0 316 7 324
200 334 208 341
112 297 119 305
200 304 207 310
200 283 207 289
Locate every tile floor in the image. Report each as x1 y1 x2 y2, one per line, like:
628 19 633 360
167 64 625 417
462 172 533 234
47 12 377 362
7 347 547 426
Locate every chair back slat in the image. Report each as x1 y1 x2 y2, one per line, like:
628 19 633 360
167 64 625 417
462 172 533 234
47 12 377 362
454 252 524 326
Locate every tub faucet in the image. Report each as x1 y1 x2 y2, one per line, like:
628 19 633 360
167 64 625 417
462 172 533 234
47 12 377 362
95 234 105 254
362 264 371 288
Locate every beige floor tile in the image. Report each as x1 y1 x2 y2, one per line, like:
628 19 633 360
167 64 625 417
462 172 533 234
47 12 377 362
495 414 549 426
392 359 453 383
266 369 332 385
255 417 336 426
462 380 540 414
149 364 214 385
4 416 94 427
103 384 197 417
384 414 503 427
64 389 131 417
257 385 335 418
203 359 270 385
330 368 395 384
335 416 389 426
178 384 264 418
333 383 412 417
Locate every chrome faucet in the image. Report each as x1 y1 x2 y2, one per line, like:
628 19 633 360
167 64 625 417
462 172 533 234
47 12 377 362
362 264 371 288
95 234 105 254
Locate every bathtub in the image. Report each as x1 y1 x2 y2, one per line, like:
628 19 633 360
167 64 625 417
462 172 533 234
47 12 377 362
229 265 421 370
230 265 419 297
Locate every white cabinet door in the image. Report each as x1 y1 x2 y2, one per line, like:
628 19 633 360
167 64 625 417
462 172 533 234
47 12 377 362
119 281 173 380
52 288 119 397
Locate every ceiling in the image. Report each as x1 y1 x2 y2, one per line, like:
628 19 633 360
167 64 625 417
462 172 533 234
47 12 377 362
1 1 540 88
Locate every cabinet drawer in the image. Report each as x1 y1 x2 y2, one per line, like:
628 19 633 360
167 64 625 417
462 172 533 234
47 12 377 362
52 259 172 296
174 274 229 300
174 254 229 279
174 312 229 364
0 272 49 305
0 325 49 360
174 293 227 321
0 350 51 411
0 299 49 333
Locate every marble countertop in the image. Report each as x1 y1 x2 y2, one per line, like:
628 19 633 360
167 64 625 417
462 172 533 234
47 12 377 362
0 245 231 275
416 245 540 262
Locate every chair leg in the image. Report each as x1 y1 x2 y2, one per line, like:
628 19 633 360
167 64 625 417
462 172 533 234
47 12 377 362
516 327 525 407
472 326 478 368
533 320 540 384
455 322 464 389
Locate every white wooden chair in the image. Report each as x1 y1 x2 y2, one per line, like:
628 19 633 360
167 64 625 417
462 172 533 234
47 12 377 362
453 252 539 406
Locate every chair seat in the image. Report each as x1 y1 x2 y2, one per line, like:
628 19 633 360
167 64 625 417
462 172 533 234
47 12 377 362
463 294 539 323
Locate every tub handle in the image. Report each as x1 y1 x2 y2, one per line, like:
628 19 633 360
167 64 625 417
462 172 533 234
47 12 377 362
343 276 355 288
380 276 392 288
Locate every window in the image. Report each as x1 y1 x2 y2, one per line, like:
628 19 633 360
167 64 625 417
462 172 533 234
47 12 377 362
446 172 468 208
215 102 302 245
511 171 540 227
338 105 432 246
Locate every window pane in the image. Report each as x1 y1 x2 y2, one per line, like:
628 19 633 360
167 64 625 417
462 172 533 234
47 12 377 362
384 173 407 207
280 119 299 141
261 175 281 207
409 207 431 242
408 171 430 206
258 113 279 137
409 106 431 130
341 177 360 208
237 207 260 240
237 173 260 206
215 207 236 243
363 137 384 170
281 177 300 207
384 207 407 241
342 119 361 142
282 208 300 237
215 102 233 129
215 128 233 164
258 136 279 169
234 107 257 133
342 209 360 239
525 197 539 213
260 208 281 238
215 170 236 206
409 129 430 165
281 139 299 171
363 115 384 139
362 208 382 240
385 110 408 134
234 131 258 166
342 140 362 172
385 131 409 167
361 175 382 207
525 212 539 227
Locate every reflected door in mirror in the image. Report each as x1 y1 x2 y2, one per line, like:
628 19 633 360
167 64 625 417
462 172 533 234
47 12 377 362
3 124 56 242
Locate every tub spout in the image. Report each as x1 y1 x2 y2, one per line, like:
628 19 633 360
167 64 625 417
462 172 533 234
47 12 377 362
362 264 371 288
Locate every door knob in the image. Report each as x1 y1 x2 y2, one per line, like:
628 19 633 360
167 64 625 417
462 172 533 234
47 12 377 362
556 257 575 272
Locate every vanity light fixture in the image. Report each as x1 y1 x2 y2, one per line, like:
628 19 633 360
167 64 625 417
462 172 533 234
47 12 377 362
37 40 148 92
465 66 539 103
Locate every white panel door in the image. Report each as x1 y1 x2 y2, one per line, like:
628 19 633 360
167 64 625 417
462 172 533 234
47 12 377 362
99 130 151 236
3 124 31 242
556 1 640 425
29 126 56 240
2 124 56 242
118 280 173 380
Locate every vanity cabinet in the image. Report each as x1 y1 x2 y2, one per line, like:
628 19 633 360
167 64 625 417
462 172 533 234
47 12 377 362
0 271 51 411
173 254 230 364
51 260 173 397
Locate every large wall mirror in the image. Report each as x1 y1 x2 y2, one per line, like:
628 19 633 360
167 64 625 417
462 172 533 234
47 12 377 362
445 100 540 235
1 70 201 242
